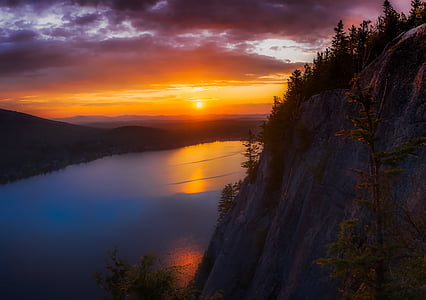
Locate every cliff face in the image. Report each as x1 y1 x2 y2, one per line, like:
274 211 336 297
198 25 426 299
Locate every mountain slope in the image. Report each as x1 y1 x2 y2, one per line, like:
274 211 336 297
0 108 100 144
198 24 426 299
0 110 176 183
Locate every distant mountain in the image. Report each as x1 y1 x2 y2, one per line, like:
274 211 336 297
55 113 268 128
0 109 262 183
0 108 100 144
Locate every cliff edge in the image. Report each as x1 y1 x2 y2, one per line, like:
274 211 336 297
198 24 426 299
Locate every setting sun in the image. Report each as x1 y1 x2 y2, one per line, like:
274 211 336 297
195 101 204 109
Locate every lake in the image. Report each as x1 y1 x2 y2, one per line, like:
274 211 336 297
0 141 245 299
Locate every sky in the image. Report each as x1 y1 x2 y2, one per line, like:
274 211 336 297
0 0 410 118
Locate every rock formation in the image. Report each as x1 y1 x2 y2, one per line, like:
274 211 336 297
198 24 426 299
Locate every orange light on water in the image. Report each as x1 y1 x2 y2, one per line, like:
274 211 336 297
166 238 204 287
183 168 205 194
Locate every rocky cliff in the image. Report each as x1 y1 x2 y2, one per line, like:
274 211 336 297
198 24 426 299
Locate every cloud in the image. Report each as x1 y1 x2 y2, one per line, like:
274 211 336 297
0 29 38 43
72 13 101 25
0 32 303 93
0 0 386 40
0 0 161 10
0 0 410 112
0 40 78 76
123 0 383 43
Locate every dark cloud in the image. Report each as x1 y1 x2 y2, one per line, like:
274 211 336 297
0 0 59 7
41 27 74 38
136 0 380 41
72 13 101 25
72 0 160 10
0 30 38 43
0 32 302 93
0 41 78 76
0 0 160 10
109 0 159 10
0 0 387 42
0 0 408 96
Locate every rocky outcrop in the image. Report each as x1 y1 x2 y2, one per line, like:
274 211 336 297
198 25 426 299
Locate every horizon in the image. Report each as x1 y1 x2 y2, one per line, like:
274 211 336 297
1 107 268 121
0 0 411 118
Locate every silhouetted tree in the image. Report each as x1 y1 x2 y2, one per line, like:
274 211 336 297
317 75 426 300
218 181 241 220
408 0 426 26
263 1 423 191
95 250 183 300
95 249 223 300
241 129 261 182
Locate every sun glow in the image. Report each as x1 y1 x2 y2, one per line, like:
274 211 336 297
7 81 283 118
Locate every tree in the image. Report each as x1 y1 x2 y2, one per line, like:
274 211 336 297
408 0 426 26
95 250 224 300
95 250 186 300
241 129 261 182
262 1 422 190
317 75 426 299
332 20 349 54
218 181 241 221
349 20 373 71
381 0 402 40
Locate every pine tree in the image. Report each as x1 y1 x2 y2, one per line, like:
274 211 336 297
317 75 426 299
381 0 402 40
329 20 353 88
217 181 241 220
332 20 349 54
409 0 426 26
241 129 261 182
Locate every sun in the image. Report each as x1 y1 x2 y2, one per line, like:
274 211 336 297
195 101 204 109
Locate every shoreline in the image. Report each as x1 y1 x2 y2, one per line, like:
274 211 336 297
0 138 244 185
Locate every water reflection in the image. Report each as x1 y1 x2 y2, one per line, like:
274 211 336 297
183 168 205 194
165 237 204 287
164 142 245 195
0 141 245 300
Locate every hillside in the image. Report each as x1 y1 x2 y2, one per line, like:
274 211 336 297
197 24 426 299
0 109 262 183
0 109 177 183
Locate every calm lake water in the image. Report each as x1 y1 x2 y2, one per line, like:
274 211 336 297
0 141 245 300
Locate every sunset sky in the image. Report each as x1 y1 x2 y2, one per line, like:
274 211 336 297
0 0 410 118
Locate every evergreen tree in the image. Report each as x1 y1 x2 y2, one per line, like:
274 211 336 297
217 181 241 220
381 0 402 40
241 129 262 182
317 75 426 299
95 250 185 300
332 20 349 54
408 0 426 26
262 1 423 191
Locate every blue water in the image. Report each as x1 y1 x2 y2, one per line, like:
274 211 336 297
0 141 245 299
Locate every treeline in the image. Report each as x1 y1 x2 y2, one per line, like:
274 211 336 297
262 0 426 189
280 0 425 102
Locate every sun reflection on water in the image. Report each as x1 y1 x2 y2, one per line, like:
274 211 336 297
165 238 204 287
183 168 205 194
164 141 245 194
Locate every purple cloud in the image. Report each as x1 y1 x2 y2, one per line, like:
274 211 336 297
0 0 411 97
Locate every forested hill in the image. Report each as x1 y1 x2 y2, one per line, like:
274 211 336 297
197 21 426 300
0 109 262 184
